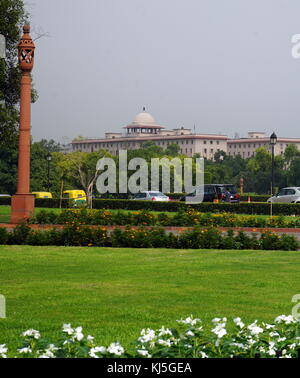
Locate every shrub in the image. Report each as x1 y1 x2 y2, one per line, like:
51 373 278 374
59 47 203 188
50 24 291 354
0 228 9 244
0 225 298 250
8 224 32 245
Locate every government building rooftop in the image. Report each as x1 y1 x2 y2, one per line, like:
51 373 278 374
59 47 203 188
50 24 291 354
71 110 300 159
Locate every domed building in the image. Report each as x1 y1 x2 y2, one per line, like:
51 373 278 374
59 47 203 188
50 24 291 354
123 109 165 136
71 108 228 159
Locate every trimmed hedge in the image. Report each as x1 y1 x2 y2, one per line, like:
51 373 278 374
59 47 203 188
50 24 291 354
0 197 11 206
1 224 299 250
31 208 300 228
2 197 300 215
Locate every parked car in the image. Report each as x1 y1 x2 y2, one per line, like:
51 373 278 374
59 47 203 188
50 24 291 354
267 187 300 203
32 192 52 199
133 191 170 201
180 184 240 203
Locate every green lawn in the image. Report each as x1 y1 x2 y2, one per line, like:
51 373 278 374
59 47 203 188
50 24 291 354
0 246 299 353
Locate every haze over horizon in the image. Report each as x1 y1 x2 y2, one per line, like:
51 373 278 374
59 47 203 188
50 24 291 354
28 0 300 144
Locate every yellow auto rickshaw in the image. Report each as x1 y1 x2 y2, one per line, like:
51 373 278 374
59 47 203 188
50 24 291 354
63 190 87 207
32 192 53 199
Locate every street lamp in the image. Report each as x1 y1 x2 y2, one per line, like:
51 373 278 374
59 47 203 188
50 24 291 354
270 132 277 196
46 153 52 192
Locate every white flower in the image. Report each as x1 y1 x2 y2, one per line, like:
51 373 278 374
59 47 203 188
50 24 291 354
138 329 156 344
247 322 264 336
137 348 151 357
267 341 276 356
211 317 227 339
158 326 173 337
18 347 32 354
47 344 59 353
0 344 7 358
199 351 208 358
89 346 106 358
158 339 172 347
269 331 280 338
87 335 94 342
107 342 124 356
39 350 55 358
22 329 41 339
275 315 296 325
62 323 74 335
233 317 244 329
74 326 84 341
265 324 275 330
278 337 286 342
137 345 151 357
212 323 227 339
186 330 195 337
177 316 201 326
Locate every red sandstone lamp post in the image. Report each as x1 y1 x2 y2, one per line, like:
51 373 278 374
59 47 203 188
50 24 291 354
10 25 35 224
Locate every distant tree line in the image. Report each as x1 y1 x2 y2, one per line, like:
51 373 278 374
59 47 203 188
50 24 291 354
1 140 300 197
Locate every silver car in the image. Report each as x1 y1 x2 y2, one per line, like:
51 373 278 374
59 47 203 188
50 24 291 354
133 191 170 202
267 187 300 203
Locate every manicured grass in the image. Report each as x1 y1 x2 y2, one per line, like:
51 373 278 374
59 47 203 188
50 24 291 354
0 246 299 353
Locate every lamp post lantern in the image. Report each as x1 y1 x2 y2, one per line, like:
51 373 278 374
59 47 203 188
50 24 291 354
10 25 36 224
46 153 52 192
270 132 277 197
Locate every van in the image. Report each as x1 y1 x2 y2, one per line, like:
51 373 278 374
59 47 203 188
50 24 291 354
180 184 240 203
32 192 53 199
63 190 87 206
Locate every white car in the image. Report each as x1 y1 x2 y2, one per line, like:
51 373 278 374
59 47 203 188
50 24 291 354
267 187 300 203
133 191 170 201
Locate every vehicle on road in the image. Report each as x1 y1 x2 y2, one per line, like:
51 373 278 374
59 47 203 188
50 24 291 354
133 191 170 201
63 190 87 206
32 192 52 199
267 187 300 203
180 184 240 203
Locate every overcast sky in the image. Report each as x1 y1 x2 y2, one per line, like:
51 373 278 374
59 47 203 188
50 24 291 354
27 0 300 143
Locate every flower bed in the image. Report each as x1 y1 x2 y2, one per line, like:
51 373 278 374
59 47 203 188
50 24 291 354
31 208 300 229
0 223 298 250
1 314 299 358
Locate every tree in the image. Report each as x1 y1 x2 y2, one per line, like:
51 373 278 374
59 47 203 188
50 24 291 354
54 150 113 208
30 140 61 194
0 0 37 147
165 143 181 157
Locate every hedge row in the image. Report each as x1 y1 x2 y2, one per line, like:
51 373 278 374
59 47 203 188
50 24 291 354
32 208 300 228
0 224 298 250
1 198 300 215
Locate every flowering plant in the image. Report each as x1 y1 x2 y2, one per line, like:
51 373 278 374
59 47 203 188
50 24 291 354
1 314 299 358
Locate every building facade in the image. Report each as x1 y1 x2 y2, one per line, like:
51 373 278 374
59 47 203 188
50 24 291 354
71 110 228 159
227 132 300 158
71 112 300 159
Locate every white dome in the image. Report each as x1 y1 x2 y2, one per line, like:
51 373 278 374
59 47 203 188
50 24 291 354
132 112 156 125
